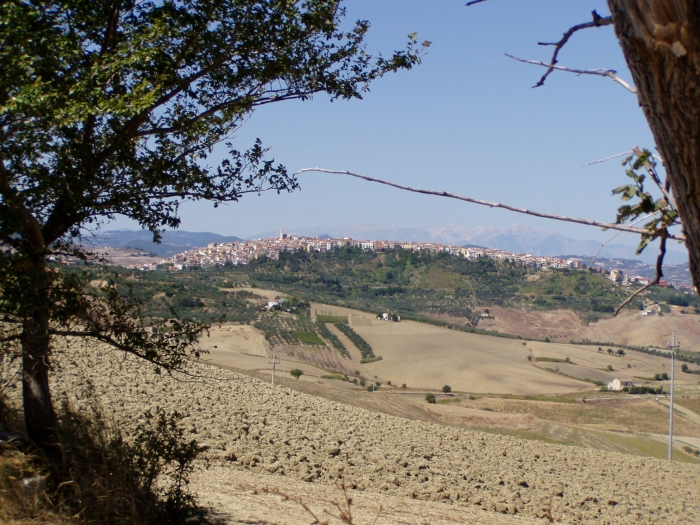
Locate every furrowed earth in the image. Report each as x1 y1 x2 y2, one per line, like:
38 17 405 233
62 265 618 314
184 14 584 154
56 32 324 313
31 340 700 525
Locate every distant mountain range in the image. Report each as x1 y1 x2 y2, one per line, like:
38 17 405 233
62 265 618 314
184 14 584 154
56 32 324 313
90 230 241 257
252 224 689 265
95 223 689 265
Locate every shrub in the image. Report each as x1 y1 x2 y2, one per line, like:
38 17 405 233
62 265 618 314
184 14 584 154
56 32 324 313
425 394 436 404
1 391 207 525
527 355 532 361
442 385 452 394
401 383 407 389
607 365 613 371
290 368 303 379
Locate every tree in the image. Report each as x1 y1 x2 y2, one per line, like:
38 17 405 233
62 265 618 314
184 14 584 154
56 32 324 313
425 393 436 404
442 384 452 394
0 0 427 455
290 369 303 380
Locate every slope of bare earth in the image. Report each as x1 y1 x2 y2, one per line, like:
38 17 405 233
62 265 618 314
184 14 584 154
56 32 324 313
302 303 695 394
470 306 700 352
34 342 700 525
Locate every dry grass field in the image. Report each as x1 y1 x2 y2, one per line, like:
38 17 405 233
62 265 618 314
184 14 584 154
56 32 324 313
18 343 699 524
200 294 700 470
476 305 700 352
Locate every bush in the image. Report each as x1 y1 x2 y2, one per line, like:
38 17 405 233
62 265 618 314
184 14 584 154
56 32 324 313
442 385 452 394
401 383 407 389
290 368 303 379
607 365 613 371
425 394 436 404
0 390 206 525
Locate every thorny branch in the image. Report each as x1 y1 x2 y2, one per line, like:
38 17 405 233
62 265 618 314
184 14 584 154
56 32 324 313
295 168 685 241
505 54 636 93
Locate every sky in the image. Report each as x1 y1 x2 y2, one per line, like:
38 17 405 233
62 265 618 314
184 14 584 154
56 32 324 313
108 0 670 255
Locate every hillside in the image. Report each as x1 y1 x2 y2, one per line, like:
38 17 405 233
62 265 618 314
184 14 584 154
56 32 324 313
76 248 700 351
18 341 699 524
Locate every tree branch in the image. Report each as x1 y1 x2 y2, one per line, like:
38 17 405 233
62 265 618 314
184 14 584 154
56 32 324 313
505 54 636 93
614 234 666 316
295 168 685 240
534 11 613 88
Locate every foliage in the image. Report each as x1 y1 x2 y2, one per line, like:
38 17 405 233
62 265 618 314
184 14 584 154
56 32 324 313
624 385 663 395
315 322 349 357
0 0 426 449
425 393 436 404
290 368 303 379
335 323 375 359
315 313 349 324
613 149 680 254
442 385 452 394
1 388 206 525
292 331 325 345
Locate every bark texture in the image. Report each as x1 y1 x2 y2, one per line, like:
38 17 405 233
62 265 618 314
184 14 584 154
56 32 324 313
607 0 700 288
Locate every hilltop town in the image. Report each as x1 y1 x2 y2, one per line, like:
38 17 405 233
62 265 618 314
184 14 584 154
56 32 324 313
121 228 696 294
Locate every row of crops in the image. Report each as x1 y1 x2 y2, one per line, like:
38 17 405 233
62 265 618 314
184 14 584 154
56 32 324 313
255 313 352 357
315 323 349 358
335 323 376 360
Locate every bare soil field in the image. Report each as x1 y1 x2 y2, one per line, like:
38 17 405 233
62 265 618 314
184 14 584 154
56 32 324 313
302 302 692 395
204 300 694 398
474 306 700 352
29 343 700 524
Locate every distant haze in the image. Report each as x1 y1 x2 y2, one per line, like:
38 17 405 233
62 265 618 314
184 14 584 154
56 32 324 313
251 224 689 265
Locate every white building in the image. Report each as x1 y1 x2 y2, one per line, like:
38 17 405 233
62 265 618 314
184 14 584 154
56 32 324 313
607 378 634 391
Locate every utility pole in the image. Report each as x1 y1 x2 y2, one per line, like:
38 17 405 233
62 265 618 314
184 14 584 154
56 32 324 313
269 353 279 385
668 332 680 460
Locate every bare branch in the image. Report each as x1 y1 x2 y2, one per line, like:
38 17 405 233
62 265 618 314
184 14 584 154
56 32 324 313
614 234 666 316
296 168 686 241
583 151 632 167
505 54 636 93
534 11 613 88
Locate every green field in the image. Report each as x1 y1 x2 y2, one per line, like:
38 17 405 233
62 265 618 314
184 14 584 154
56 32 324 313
315 313 348 324
293 331 325 345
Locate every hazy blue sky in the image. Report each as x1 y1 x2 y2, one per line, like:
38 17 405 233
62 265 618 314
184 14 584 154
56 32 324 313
109 1 669 253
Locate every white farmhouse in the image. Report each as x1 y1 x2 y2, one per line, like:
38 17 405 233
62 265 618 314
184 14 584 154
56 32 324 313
607 378 634 391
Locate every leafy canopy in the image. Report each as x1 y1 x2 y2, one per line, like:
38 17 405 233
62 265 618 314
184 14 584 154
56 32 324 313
0 0 427 368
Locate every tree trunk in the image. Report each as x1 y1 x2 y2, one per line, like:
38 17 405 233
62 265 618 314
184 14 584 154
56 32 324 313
21 262 59 459
607 1 700 289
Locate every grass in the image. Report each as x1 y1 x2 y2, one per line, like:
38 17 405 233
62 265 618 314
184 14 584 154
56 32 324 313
315 313 348 324
673 396 700 416
321 373 348 381
437 398 463 405
360 356 383 364
500 394 577 404
293 331 325 345
0 391 206 525
535 357 572 364
475 423 699 463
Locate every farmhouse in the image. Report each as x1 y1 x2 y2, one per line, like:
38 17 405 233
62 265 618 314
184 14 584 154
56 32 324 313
607 378 635 391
